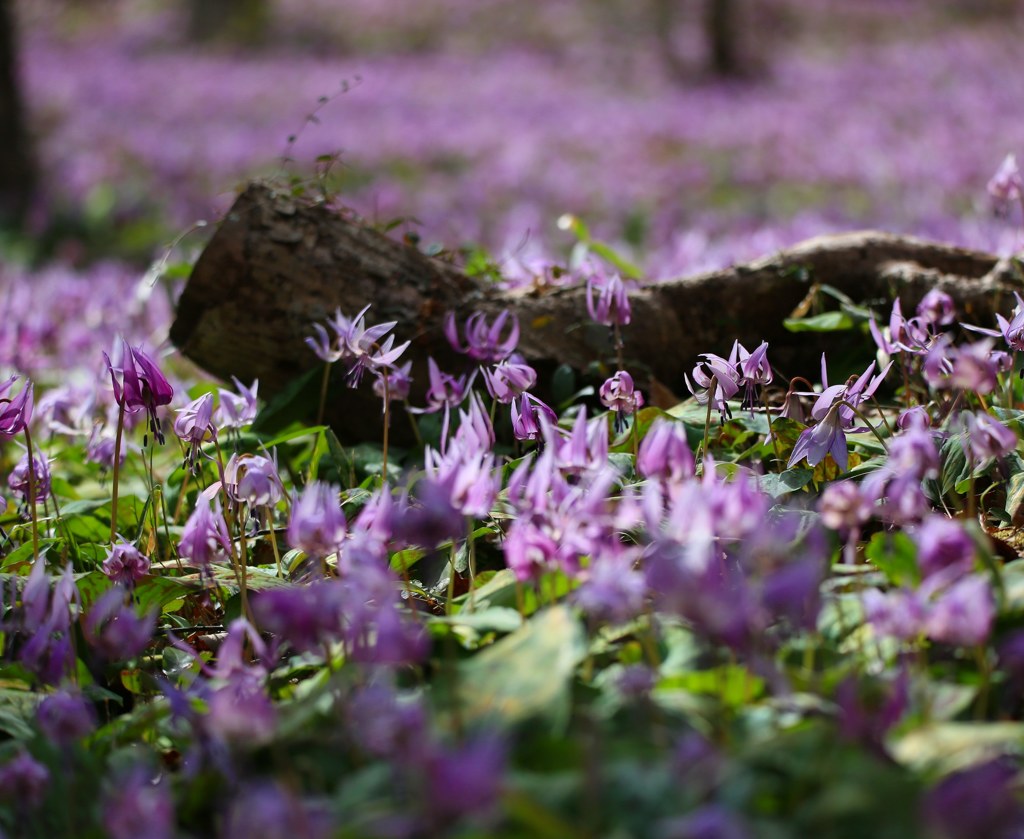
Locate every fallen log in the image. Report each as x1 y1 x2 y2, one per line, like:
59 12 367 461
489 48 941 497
170 182 1022 441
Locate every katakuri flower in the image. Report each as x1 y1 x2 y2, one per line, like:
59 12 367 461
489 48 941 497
445 309 519 363
103 339 174 444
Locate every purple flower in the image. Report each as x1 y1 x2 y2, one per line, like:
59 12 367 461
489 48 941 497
790 357 891 472
549 406 609 477
732 340 773 411
886 422 940 480
424 733 506 825
8 450 51 505
424 442 499 519
925 573 994 647
923 757 1023 839
84 586 156 661
254 580 344 654
586 270 631 327
102 540 151 587
287 481 347 558
835 670 909 749
923 337 1001 394
0 750 49 809
503 520 559 582
685 352 740 421
988 153 1023 208
392 478 465 549
223 452 284 508
573 547 646 624
966 292 1024 352
599 370 644 421
307 305 410 387
481 356 536 403
102 765 175 839
373 360 413 405
637 418 695 486
789 402 850 471
862 587 927 642
445 309 519 363
36 690 96 745
913 516 974 579
178 494 233 570
0 376 33 440
961 411 1018 464
418 357 473 414
332 304 410 386
818 480 872 548
869 297 929 358
175 393 217 474
658 805 751 839
6 561 79 685
510 392 556 442
103 339 174 444
205 676 277 744
223 782 334 839
215 377 259 430
917 288 955 326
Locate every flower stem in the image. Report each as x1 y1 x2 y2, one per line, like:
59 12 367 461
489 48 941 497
23 428 39 562
316 362 332 427
381 376 390 484
109 401 126 544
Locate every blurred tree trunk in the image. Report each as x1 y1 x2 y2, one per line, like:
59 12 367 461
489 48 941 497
187 0 269 45
705 0 740 77
0 0 35 229
651 0 745 81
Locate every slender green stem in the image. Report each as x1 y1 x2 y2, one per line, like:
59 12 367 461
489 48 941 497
381 376 390 485
109 401 126 544
23 428 39 562
761 385 782 469
466 518 477 611
701 375 717 469
316 362 332 427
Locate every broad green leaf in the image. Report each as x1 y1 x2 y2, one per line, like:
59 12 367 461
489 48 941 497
759 467 814 498
890 722 1024 773
431 607 523 634
456 605 586 727
864 531 920 587
783 311 855 333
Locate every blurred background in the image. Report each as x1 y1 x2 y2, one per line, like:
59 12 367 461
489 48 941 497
2 0 1024 281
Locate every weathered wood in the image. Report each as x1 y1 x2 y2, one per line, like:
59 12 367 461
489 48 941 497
171 182 1022 440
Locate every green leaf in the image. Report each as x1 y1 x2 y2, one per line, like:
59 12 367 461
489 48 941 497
758 468 814 498
783 311 855 333
456 605 586 727
890 722 1024 773
864 531 920 586
431 607 523 634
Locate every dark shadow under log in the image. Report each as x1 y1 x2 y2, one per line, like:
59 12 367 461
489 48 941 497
171 182 1023 441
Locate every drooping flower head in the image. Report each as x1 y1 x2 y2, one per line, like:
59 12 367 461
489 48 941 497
0 375 33 440
599 370 644 429
482 355 536 404
178 494 233 572
586 269 631 327
287 481 347 559
8 450 51 506
445 309 519 364
215 377 259 430
173 392 216 473
103 339 174 445
307 305 410 388
988 152 1023 210
102 540 151 587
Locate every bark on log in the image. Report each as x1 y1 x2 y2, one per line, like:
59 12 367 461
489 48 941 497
170 182 1023 441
